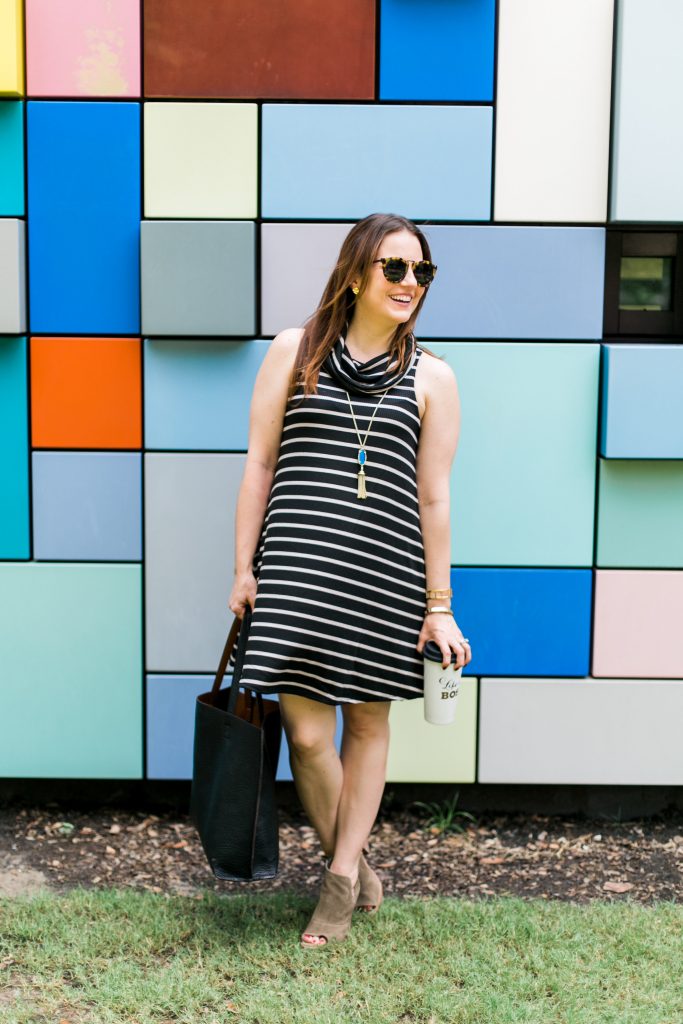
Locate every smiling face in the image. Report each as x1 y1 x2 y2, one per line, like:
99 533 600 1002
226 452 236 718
352 228 428 328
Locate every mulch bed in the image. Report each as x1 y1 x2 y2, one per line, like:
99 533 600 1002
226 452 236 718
1 802 681 905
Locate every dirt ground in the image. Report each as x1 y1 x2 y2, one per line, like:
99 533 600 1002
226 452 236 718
1 801 681 905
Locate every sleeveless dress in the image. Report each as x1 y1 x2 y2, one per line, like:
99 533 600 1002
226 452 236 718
227 335 427 705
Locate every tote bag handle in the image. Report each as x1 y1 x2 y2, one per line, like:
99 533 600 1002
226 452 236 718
209 605 264 722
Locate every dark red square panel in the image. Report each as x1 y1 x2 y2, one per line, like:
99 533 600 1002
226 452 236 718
144 0 376 99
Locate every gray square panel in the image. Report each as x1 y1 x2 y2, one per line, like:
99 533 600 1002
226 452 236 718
144 452 246 671
261 222 352 335
0 219 26 333
478 678 683 785
141 220 255 336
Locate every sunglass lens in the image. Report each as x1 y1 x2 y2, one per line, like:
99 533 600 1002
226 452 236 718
382 258 408 283
414 261 435 286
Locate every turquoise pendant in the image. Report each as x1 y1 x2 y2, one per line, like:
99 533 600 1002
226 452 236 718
357 448 366 466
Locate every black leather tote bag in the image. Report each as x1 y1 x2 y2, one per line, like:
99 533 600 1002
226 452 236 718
190 604 282 881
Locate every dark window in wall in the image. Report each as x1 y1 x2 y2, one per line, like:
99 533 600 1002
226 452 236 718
604 229 683 337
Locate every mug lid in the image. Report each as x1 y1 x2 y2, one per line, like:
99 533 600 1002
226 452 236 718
422 640 444 663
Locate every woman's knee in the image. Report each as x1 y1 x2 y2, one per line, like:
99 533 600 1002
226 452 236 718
342 701 391 739
279 694 337 759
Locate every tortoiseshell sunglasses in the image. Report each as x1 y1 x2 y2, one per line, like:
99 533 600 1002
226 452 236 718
372 256 437 287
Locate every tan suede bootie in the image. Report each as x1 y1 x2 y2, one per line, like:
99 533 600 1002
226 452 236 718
300 861 361 949
355 847 383 914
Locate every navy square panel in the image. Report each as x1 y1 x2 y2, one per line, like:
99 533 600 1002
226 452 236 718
141 221 255 336
27 102 140 334
380 0 496 101
452 568 592 677
32 452 142 561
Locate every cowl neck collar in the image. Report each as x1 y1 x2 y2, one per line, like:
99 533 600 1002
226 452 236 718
323 331 417 395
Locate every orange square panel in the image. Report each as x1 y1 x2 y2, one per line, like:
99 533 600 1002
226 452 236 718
31 337 141 448
143 0 376 99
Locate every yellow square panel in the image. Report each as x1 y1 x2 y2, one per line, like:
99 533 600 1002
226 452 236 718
0 0 24 96
385 679 478 783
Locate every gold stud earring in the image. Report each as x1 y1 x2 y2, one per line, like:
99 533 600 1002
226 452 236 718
351 285 360 295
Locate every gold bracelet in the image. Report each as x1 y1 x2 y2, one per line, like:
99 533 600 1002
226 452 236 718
426 588 452 597
425 606 454 616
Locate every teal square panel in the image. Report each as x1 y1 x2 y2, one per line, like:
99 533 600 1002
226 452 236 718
141 220 255 336
144 339 269 449
0 336 29 558
597 460 683 568
0 100 24 215
0 564 143 778
429 342 600 566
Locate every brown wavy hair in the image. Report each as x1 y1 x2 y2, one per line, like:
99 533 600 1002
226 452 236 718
286 213 441 407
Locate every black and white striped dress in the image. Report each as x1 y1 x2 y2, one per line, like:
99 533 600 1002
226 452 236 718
228 335 427 704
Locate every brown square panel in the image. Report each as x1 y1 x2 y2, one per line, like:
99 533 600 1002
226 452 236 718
144 0 376 99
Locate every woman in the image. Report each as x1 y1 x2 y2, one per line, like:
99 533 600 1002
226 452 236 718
228 212 472 949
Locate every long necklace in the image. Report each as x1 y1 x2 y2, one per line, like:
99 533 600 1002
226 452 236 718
346 389 390 499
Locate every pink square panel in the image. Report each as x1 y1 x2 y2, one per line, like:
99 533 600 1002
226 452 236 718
26 0 140 97
592 570 683 678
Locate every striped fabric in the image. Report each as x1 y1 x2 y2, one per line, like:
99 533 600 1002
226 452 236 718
228 341 427 704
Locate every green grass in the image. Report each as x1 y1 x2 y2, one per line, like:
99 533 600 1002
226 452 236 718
1 889 681 1023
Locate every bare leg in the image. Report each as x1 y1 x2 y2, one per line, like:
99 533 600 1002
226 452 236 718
279 693 342 861
330 701 391 888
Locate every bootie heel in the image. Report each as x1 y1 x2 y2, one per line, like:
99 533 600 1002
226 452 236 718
355 847 383 915
300 861 361 949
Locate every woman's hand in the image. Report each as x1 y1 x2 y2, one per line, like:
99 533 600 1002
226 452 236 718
228 570 258 619
416 613 472 670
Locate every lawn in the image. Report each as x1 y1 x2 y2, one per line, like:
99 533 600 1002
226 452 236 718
1 888 681 1023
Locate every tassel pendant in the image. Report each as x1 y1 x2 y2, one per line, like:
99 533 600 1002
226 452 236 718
357 448 368 499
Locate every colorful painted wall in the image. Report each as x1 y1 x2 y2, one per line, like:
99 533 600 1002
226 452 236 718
1 0 682 786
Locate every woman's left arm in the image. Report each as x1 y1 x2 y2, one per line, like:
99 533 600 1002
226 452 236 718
415 357 472 670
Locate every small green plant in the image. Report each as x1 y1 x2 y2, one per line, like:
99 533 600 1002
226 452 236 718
410 789 478 834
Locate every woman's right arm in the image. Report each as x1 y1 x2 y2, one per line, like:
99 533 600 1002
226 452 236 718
229 328 303 616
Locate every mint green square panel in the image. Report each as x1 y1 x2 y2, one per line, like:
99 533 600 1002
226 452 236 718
385 680 477 783
0 564 142 778
597 461 683 568
429 342 600 565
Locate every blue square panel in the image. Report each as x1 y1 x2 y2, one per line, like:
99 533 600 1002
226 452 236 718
419 226 605 339
0 336 28 558
27 101 140 333
431 342 600 567
452 568 592 677
380 0 496 101
141 220 255 336
147 675 343 781
32 451 141 560
144 339 268 449
262 104 492 220
0 99 24 214
601 344 683 458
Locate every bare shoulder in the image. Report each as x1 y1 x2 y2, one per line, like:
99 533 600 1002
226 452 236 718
270 326 305 355
263 326 305 375
414 347 458 421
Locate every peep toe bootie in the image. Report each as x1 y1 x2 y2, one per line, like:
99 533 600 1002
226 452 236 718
355 847 383 915
300 861 361 949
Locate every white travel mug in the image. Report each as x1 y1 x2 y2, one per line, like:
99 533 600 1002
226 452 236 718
422 640 463 725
